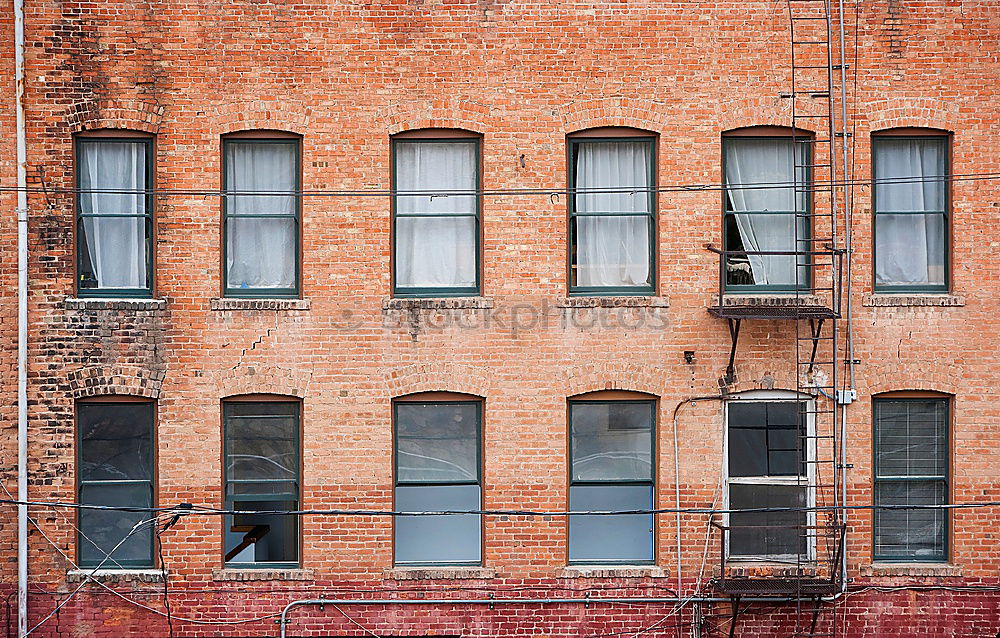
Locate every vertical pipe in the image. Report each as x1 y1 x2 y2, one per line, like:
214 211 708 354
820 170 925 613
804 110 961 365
13 0 29 634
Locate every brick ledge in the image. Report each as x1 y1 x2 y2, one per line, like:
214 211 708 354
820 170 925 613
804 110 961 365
558 565 669 578
384 567 496 580
860 563 963 577
64 297 166 311
383 297 494 310
862 294 965 307
67 569 166 584
558 296 669 308
210 298 311 311
212 568 314 581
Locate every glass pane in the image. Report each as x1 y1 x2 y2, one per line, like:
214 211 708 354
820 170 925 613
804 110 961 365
875 481 947 560
395 485 481 564
78 140 147 215
874 138 946 213
224 500 298 565
395 141 477 215
569 485 653 563
874 213 946 287
396 403 479 483
225 141 297 215
226 216 295 289
728 402 805 478
78 216 149 290
573 216 651 288
876 399 948 478
574 141 651 214
729 484 807 558
570 402 653 482
725 138 807 213
79 483 153 567
395 216 476 289
225 403 298 495
79 403 153 482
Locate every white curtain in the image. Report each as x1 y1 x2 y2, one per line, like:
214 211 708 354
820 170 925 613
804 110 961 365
226 142 296 289
79 141 147 289
725 139 807 286
395 141 477 289
874 139 946 286
575 141 651 287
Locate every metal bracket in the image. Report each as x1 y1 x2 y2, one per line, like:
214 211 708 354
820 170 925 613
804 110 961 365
724 318 742 385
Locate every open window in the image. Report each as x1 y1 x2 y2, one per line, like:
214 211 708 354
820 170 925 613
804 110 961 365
223 398 300 567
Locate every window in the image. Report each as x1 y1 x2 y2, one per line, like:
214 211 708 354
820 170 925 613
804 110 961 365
873 134 949 292
76 135 153 296
726 398 810 559
568 133 655 295
223 136 300 297
392 134 480 297
223 400 300 567
394 399 481 565
77 401 155 567
568 400 654 563
873 397 949 561
723 133 810 291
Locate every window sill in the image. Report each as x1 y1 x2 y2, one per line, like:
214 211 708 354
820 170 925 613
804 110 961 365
64 297 167 311
212 568 314 581
558 565 669 579
724 562 821 579
860 563 962 577
862 294 965 307
715 294 824 308
210 298 311 311
558 296 669 309
384 567 496 580
383 297 494 310
67 569 166 584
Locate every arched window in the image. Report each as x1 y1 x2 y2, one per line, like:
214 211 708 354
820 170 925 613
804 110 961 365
567 127 657 295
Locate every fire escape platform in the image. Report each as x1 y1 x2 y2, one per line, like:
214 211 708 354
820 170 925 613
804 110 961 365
707 304 839 320
712 576 841 597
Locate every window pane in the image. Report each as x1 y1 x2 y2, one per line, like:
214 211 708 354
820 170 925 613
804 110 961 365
78 140 147 216
570 402 653 482
574 141 651 214
79 483 153 567
725 138 806 213
395 141 477 215
728 402 805 478
79 403 153 482
569 484 653 563
874 213 946 287
875 481 947 560
875 400 948 478
574 216 651 288
395 485 481 564
224 500 298 565
395 216 476 289
874 138 946 213
226 217 296 289
225 404 298 495
225 142 296 215
396 403 479 483
729 484 807 558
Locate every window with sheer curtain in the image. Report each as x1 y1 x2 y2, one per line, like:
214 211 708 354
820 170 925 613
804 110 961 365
223 138 300 297
873 136 948 291
76 137 153 296
569 400 654 564
394 400 482 565
569 138 655 294
723 136 810 291
393 138 480 296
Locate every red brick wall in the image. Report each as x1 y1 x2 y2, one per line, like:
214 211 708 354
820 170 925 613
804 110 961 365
3 1 999 636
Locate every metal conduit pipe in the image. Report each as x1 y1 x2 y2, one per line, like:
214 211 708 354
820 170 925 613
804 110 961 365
278 596 803 638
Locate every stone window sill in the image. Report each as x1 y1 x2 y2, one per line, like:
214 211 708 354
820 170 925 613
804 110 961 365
558 565 669 579
67 569 166 584
212 568 314 581
715 294 824 308
862 294 965 307
64 297 167 311
210 298 311 311
558 296 669 308
860 563 963 577
384 567 496 580
383 297 494 310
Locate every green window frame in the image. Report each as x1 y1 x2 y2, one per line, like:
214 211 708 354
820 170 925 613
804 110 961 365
77 401 155 568
391 137 482 298
568 137 656 296
223 400 301 568
568 399 655 564
872 135 950 293
222 137 301 298
873 397 949 562
722 135 812 293
393 400 482 566
75 136 154 298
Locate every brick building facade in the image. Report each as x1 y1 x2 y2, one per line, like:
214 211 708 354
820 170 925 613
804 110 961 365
1 1 998 636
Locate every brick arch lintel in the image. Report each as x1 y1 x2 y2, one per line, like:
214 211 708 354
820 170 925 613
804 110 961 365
564 362 663 398
557 96 671 135
218 365 311 399
862 97 958 134
385 363 491 399
714 95 799 135
68 98 165 134
68 365 165 399
382 99 494 136
207 100 313 136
